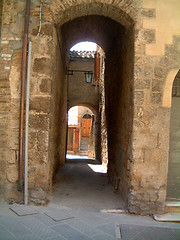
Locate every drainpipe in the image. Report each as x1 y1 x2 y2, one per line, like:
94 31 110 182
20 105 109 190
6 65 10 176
18 0 31 190
24 41 32 205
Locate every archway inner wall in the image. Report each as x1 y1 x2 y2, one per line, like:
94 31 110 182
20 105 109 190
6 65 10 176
105 25 134 204
60 14 134 201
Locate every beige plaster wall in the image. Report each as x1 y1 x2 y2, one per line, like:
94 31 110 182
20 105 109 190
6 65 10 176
143 0 180 56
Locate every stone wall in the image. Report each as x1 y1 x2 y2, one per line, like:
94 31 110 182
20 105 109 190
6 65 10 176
0 0 3 37
129 0 180 214
105 23 134 206
68 55 99 112
0 0 25 202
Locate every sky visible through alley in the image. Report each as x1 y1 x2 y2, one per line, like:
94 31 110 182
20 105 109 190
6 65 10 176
70 41 97 51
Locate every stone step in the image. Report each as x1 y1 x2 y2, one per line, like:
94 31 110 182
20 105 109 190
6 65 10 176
154 213 180 222
165 201 180 213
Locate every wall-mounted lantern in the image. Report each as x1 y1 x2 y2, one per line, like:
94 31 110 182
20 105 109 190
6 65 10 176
84 71 93 83
67 69 93 83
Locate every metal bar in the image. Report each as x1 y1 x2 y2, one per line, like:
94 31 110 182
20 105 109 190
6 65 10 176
19 0 31 188
24 41 32 205
67 69 93 75
115 224 122 240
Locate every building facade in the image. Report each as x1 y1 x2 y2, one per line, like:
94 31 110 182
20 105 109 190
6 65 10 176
0 0 180 215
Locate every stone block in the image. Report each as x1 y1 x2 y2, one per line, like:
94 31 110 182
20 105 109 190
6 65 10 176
158 188 166 202
11 41 23 50
152 79 163 92
133 162 159 179
159 162 168 176
150 93 161 104
33 57 52 76
132 149 144 162
0 160 6 182
39 78 52 94
144 65 153 78
29 114 50 130
29 96 50 113
142 29 155 43
147 119 169 133
133 119 145 132
28 131 37 150
158 132 169 149
133 133 157 149
7 164 18 183
9 132 19 149
144 149 168 163
7 150 16 164
154 67 166 78
134 91 144 105
134 79 150 89
134 65 144 78
158 107 170 120
134 105 157 121
32 23 53 37
142 189 158 202
37 131 49 159
30 187 47 205
30 187 46 199
141 9 156 18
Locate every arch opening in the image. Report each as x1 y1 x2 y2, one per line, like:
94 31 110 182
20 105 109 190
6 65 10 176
50 12 134 209
167 69 180 202
67 106 96 159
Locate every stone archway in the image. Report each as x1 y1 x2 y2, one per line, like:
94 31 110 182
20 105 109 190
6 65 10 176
28 1 135 208
167 69 180 202
51 12 134 205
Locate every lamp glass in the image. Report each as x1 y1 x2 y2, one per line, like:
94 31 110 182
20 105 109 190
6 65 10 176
85 72 92 83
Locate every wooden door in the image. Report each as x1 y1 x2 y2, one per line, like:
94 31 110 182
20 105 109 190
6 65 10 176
82 118 91 137
67 128 73 151
74 128 79 152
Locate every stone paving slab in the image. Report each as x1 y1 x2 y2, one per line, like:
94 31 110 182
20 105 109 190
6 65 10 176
44 209 75 221
124 225 180 240
51 224 92 240
9 204 39 216
154 213 180 222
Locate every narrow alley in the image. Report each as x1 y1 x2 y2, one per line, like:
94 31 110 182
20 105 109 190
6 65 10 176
49 156 124 212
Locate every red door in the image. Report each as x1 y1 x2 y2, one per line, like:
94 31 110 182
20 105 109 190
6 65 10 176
82 119 91 137
74 128 79 152
67 128 73 151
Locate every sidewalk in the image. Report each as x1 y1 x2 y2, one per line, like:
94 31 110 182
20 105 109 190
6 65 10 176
0 202 180 240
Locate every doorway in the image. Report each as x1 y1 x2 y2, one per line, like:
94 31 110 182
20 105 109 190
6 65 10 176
50 12 134 208
167 70 180 202
82 114 92 138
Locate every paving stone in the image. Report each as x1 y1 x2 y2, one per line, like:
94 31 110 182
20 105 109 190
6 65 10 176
15 234 42 240
9 204 39 216
65 218 102 237
44 209 75 221
21 217 60 239
97 223 116 237
120 224 146 240
92 232 114 240
132 226 180 240
34 213 64 226
0 224 15 240
51 224 92 240
1 220 33 238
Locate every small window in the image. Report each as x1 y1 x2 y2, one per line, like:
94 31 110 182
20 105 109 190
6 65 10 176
83 114 91 119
